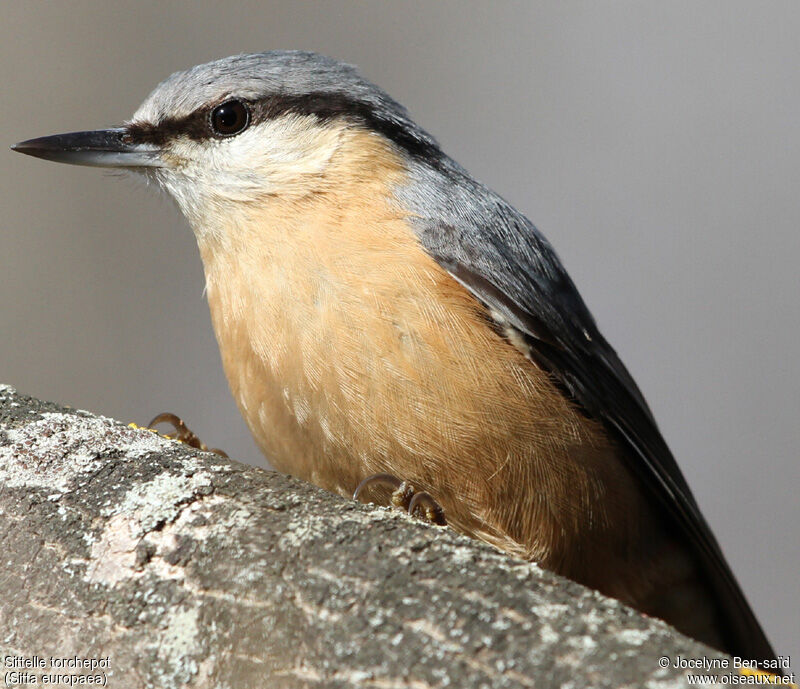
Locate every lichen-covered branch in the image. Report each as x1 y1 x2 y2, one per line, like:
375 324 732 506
0 384 728 688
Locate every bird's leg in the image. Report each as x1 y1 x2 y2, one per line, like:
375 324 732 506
147 412 229 457
353 473 447 526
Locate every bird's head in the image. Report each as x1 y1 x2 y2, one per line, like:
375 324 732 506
12 51 441 237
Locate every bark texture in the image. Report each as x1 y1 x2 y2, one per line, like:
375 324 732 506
0 384 731 688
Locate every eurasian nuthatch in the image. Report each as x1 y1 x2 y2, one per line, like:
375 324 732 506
12 51 777 665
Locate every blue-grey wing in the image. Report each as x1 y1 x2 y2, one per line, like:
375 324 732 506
397 158 775 662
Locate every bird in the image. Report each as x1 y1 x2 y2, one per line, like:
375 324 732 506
12 51 778 665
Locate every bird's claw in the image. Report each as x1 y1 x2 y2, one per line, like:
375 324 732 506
407 491 447 526
353 472 446 526
147 412 229 458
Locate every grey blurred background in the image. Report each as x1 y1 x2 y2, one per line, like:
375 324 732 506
2 1 797 658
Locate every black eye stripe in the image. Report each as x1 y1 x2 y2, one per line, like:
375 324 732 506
126 110 210 146
125 91 442 165
126 98 251 146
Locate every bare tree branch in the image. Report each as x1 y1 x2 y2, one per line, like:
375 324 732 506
0 384 728 688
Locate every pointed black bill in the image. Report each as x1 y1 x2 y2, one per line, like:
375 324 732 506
11 128 163 168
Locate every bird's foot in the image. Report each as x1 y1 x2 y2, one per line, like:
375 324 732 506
353 473 447 526
146 412 229 458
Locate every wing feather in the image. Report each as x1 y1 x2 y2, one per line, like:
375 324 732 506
399 160 776 662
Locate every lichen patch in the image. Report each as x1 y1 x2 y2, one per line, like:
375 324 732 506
153 604 204 687
0 412 176 493
105 470 214 535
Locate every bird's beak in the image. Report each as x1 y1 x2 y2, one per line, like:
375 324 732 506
11 128 163 168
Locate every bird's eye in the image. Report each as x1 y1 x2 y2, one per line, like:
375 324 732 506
209 100 250 137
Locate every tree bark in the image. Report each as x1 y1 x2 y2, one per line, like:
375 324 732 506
0 384 731 688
